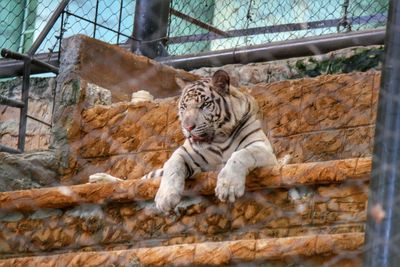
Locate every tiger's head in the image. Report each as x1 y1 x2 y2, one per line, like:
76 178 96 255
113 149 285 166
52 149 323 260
178 70 238 144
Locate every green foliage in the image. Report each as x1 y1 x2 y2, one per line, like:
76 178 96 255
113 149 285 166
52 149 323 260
291 47 384 79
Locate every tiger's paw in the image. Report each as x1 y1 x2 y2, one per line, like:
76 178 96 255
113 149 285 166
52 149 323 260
155 182 182 213
215 167 246 203
89 173 124 183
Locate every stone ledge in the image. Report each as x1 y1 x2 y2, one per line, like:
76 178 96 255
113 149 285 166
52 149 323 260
0 157 370 212
0 233 364 266
60 35 199 102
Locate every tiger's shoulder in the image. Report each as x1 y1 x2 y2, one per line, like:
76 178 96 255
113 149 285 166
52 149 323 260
229 85 259 117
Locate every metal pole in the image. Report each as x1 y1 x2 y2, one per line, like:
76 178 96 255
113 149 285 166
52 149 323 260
158 28 385 70
17 58 32 152
131 0 171 58
93 0 99 39
364 1 400 266
1 48 59 74
117 0 124 44
27 0 70 56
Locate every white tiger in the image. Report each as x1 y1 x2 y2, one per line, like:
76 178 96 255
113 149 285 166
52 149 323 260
90 70 289 213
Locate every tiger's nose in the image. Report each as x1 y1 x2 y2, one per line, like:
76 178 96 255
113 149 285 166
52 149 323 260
184 124 196 132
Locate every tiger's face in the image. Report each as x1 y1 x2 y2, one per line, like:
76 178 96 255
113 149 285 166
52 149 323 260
178 70 232 143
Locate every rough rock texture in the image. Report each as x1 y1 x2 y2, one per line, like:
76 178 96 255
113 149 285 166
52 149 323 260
0 157 370 212
50 35 200 184
0 78 111 191
0 150 59 192
0 45 381 152
191 46 383 86
0 158 369 256
0 36 381 265
0 77 55 151
57 71 379 184
59 35 199 102
0 233 364 267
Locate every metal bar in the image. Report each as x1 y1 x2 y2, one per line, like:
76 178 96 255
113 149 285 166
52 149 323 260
131 0 171 58
117 0 124 44
167 13 387 44
27 115 52 127
0 95 25 108
58 10 65 63
65 12 134 40
1 49 58 74
159 28 385 70
0 145 21 154
17 58 31 152
0 52 59 78
364 1 400 266
93 0 99 38
337 0 351 32
27 0 70 56
170 8 230 37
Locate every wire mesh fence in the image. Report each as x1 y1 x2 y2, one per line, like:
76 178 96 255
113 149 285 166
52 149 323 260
167 0 388 55
0 0 396 266
0 0 390 60
0 0 136 61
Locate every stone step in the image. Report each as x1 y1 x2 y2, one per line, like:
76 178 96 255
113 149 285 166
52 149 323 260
0 233 364 266
0 157 370 212
0 158 370 258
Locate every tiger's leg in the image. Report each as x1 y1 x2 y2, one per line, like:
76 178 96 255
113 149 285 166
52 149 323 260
155 148 198 213
215 141 277 203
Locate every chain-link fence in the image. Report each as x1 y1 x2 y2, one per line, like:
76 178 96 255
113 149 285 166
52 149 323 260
0 0 398 266
167 0 388 55
0 0 389 60
0 0 136 61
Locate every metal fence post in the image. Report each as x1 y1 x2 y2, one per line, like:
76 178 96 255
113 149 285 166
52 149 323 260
364 0 400 266
17 58 32 152
131 0 171 58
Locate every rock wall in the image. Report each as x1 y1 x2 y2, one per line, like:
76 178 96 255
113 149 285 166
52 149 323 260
0 36 377 265
0 77 55 151
0 158 369 258
192 46 383 86
58 71 379 185
0 45 383 155
0 233 364 266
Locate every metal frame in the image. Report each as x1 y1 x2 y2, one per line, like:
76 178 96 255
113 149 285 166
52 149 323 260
159 28 385 70
364 0 400 266
0 0 68 153
167 13 387 44
169 8 229 38
131 0 171 58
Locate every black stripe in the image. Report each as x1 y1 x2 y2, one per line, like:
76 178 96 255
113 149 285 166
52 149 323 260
150 171 155 178
234 128 262 151
181 146 202 169
159 169 164 177
208 146 222 157
221 100 253 150
221 114 251 152
189 140 209 164
221 96 231 122
184 161 194 178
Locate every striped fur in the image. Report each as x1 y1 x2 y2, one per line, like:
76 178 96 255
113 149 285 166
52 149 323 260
90 70 283 213
152 70 282 212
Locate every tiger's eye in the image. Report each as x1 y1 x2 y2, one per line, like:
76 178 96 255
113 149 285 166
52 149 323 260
200 101 212 110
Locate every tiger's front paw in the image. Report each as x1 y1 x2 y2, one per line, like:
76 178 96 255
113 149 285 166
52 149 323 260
155 182 183 213
215 167 246 203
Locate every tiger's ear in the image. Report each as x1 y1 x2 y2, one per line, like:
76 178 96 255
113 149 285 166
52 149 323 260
212 70 230 95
